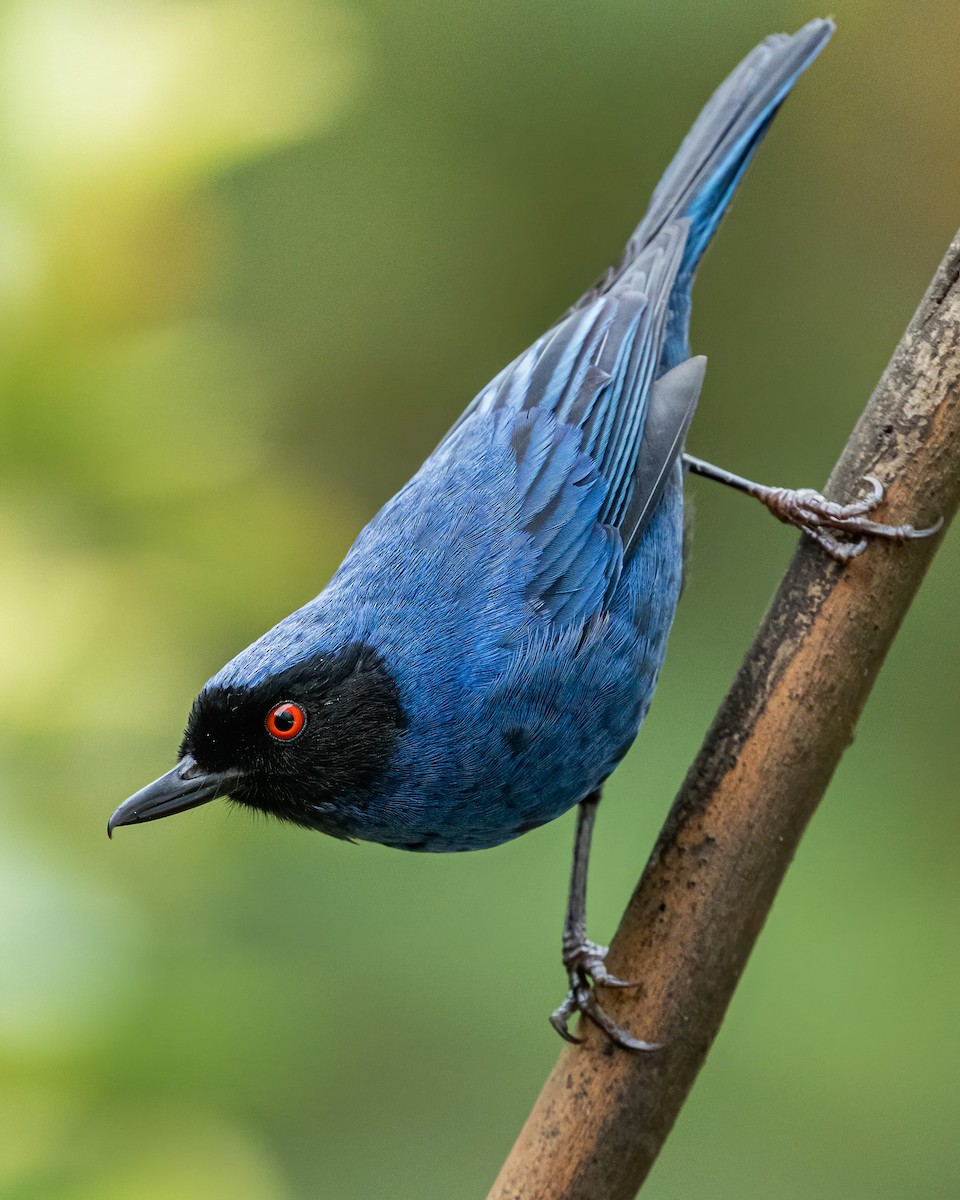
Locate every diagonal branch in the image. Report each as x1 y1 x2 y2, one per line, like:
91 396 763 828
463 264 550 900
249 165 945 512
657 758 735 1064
488 230 960 1200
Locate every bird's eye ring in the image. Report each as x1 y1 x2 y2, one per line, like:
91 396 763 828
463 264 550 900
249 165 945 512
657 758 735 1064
265 702 307 741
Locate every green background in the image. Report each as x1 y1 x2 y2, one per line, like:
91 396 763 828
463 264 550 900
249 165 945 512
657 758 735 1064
2 0 958 1196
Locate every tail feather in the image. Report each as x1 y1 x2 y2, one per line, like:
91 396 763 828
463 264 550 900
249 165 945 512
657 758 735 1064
636 18 834 271
567 19 833 331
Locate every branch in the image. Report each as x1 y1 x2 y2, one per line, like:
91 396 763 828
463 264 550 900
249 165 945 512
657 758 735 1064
488 230 960 1200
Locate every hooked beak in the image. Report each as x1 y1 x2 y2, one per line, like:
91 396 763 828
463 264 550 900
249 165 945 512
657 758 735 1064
107 755 240 838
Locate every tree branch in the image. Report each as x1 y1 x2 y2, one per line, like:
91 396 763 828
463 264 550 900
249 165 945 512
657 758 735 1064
488 230 960 1200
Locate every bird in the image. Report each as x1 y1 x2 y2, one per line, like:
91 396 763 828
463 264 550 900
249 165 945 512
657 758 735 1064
108 18 936 1048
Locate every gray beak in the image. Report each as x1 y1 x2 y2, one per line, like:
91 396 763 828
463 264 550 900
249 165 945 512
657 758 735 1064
107 755 240 837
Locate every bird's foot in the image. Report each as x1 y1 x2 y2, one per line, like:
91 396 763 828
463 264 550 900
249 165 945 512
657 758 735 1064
756 475 942 561
549 937 659 1051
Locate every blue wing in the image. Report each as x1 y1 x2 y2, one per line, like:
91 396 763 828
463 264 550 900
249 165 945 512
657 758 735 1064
443 222 703 627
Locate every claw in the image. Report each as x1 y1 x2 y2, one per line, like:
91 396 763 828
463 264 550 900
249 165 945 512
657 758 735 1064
598 972 636 989
549 1000 584 1044
861 475 885 508
761 475 942 562
581 993 662 1053
551 938 660 1051
550 985 661 1051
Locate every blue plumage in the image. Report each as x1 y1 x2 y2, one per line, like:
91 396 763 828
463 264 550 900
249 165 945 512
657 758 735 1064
109 20 835 1044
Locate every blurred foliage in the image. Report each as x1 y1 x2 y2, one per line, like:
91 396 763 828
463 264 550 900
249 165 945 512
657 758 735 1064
1 0 959 1196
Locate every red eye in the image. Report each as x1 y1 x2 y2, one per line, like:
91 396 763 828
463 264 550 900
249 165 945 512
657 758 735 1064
265 702 306 741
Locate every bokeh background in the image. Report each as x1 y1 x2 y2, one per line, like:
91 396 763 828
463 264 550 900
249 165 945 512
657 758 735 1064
2 0 959 1196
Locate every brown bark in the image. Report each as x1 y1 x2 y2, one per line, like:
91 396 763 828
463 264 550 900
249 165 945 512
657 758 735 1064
488 231 960 1200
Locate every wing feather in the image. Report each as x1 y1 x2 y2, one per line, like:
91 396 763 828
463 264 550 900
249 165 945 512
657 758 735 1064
454 221 698 626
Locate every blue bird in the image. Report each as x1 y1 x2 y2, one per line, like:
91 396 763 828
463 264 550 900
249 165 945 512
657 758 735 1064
109 19 932 1047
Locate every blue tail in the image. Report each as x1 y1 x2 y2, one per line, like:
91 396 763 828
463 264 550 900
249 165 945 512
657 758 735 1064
637 18 833 273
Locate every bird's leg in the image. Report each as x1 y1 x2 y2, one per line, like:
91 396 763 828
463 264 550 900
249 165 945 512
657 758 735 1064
549 791 660 1051
683 453 942 562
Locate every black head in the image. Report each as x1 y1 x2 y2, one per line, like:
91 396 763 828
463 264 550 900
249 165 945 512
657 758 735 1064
108 643 407 835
